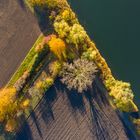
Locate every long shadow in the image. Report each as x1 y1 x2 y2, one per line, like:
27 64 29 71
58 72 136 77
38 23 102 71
33 6 53 35
116 111 137 140
93 79 138 140
66 89 85 112
30 111 43 138
84 85 121 140
16 117 33 140
38 86 57 125
17 0 54 35
17 0 26 9
86 95 119 140
93 78 110 107
56 78 86 114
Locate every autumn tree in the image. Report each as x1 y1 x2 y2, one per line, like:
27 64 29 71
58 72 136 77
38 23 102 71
48 36 66 61
0 87 17 122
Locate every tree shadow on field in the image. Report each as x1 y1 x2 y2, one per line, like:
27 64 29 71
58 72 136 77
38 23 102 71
16 86 57 140
16 116 33 140
55 78 86 114
17 0 26 9
17 0 53 35
84 87 120 140
38 86 57 126
33 5 53 35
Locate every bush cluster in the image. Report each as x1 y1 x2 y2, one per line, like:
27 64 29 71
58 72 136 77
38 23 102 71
49 61 62 78
54 10 87 49
0 88 30 132
28 0 68 9
14 71 30 92
109 80 138 112
36 77 54 92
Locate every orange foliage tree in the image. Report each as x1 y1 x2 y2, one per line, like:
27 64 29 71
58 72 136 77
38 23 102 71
48 36 66 61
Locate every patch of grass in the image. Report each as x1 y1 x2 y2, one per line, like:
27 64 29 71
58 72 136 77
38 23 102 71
25 0 34 12
7 34 44 87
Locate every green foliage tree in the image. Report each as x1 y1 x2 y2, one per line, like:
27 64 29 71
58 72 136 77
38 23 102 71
68 24 87 46
109 81 138 112
28 0 68 8
54 20 70 38
49 61 62 78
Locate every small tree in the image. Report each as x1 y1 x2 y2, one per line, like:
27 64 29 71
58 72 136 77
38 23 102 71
28 0 47 7
109 80 138 112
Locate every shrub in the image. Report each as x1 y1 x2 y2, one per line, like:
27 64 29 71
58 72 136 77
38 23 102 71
5 119 18 132
114 99 138 112
44 34 56 44
110 81 134 100
28 0 47 7
54 8 78 24
109 80 138 112
36 80 43 90
54 9 78 25
28 0 68 9
35 43 44 53
49 61 62 78
62 9 73 20
45 77 54 87
60 58 97 93
14 71 30 92
67 24 87 47
54 20 70 38
29 73 54 98
48 36 67 61
21 99 30 109
28 86 40 97
35 77 54 93
45 0 68 8
104 76 116 90
82 47 97 60
132 118 140 135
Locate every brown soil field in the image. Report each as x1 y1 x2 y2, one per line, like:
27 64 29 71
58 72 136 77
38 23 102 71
16 79 130 140
0 0 40 87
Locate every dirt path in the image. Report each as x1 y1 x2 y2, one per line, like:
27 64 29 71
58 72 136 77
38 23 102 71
0 0 40 87
16 79 130 140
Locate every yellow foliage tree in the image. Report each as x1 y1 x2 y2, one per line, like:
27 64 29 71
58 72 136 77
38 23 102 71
0 87 17 122
109 81 138 112
28 0 47 7
21 99 30 109
48 36 66 61
5 119 18 132
49 61 62 78
28 0 67 8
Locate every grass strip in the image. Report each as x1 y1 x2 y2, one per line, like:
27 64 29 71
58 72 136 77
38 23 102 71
7 34 44 87
24 0 34 13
